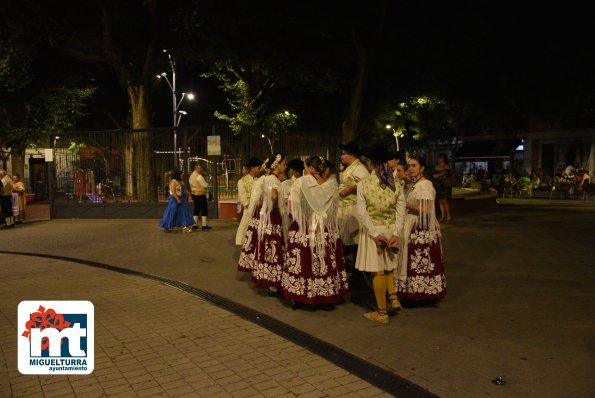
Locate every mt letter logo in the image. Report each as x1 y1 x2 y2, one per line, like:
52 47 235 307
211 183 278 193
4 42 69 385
18 301 94 374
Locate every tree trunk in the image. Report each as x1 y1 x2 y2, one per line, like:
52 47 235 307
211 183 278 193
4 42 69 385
0 152 9 171
11 147 25 183
125 84 156 201
342 38 367 144
342 2 387 144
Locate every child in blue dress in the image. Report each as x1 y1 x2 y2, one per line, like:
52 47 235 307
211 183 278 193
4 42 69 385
159 170 195 232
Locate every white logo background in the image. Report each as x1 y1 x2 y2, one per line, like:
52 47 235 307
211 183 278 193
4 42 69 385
18 300 94 375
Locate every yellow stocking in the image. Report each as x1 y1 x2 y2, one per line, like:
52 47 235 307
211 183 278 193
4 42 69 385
385 271 401 309
372 272 387 314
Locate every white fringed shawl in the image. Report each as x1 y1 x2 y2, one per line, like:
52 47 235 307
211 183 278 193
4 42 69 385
255 174 284 242
246 175 265 218
409 179 440 237
290 174 339 268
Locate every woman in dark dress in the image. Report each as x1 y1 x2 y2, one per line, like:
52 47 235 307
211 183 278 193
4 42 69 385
432 153 453 224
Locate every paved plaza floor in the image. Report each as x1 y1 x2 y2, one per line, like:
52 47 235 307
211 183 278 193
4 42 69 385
1 204 594 397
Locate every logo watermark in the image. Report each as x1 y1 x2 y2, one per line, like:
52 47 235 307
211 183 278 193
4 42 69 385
18 301 94 374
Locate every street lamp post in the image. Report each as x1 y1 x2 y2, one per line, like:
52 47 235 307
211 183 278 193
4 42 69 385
157 49 194 168
386 124 400 152
261 134 273 155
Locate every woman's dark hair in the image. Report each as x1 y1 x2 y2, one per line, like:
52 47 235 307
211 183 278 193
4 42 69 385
287 158 305 173
409 155 427 169
172 170 183 180
14 173 20 178
305 156 332 176
438 153 449 163
266 153 285 169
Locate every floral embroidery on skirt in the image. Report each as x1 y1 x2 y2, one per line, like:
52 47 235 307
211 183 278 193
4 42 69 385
397 225 446 300
281 221 348 305
238 208 285 288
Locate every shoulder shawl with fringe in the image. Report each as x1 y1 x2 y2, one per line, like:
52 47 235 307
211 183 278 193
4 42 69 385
290 174 339 267
253 174 284 241
409 179 439 237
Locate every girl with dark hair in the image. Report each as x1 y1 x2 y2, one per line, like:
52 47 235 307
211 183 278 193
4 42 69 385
280 158 305 236
159 170 195 232
395 156 446 301
238 153 287 293
432 153 453 223
281 156 348 308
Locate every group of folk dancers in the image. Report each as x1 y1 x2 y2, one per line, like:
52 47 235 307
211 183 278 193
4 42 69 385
236 142 446 324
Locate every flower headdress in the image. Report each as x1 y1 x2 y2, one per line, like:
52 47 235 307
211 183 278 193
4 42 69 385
261 157 269 171
270 154 282 170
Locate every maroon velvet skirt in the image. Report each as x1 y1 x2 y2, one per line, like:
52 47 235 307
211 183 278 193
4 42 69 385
397 225 446 300
238 208 285 289
281 221 348 305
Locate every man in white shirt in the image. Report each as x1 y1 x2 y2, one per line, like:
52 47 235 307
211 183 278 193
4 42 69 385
337 142 369 265
189 163 211 230
235 157 262 245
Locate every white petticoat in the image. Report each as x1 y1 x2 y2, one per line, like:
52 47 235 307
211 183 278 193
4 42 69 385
336 204 360 246
235 209 251 246
355 224 399 272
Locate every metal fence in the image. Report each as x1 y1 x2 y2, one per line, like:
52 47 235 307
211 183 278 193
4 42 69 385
50 125 339 205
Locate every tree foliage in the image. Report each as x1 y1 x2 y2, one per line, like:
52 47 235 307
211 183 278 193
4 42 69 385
0 6 95 172
201 61 297 140
202 62 274 134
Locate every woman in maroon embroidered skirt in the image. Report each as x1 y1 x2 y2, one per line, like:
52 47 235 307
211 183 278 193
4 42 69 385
281 156 348 307
238 154 287 292
395 156 446 300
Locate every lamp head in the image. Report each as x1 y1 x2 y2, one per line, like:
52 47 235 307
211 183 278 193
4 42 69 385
185 93 195 100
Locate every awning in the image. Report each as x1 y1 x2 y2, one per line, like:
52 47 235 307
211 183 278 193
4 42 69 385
454 139 522 161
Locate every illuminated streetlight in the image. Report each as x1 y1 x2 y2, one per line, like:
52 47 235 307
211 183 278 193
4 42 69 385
176 110 187 127
157 49 195 166
261 134 273 155
386 124 400 152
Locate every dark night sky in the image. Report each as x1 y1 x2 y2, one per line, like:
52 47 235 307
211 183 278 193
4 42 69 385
7 1 594 133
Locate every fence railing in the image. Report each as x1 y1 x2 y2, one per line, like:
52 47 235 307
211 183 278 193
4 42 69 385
50 125 339 205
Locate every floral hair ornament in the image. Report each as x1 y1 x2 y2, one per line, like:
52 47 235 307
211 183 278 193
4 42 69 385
261 157 269 171
271 154 282 170
317 157 327 175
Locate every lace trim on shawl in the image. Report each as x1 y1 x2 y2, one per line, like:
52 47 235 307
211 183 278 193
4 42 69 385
411 180 439 237
256 175 284 242
289 175 339 274
246 176 265 218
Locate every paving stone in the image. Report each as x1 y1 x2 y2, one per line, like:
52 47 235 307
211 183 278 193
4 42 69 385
3 209 592 398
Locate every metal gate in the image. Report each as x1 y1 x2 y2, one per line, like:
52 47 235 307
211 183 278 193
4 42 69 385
49 125 339 218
